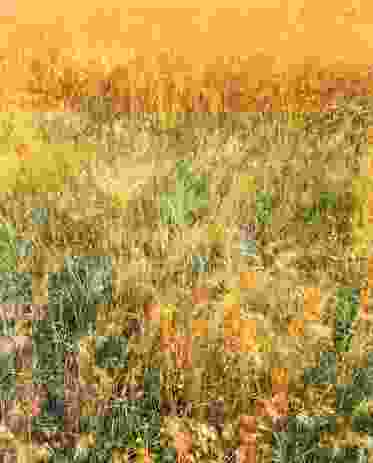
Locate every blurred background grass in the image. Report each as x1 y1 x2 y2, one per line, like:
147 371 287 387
0 1 373 114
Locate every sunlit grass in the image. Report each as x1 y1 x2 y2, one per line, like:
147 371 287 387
0 29 373 462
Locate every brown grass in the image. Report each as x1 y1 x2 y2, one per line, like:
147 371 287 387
1 3 373 462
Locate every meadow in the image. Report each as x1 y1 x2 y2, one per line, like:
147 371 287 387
2 2 373 463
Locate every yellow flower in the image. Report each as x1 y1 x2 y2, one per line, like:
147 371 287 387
158 111 178 132
136 447 152 463
111 191 129 210
207 223 226 244
238 173 257 196
367 127 373 145
223 289 241 309
160 304 177 320
256 335 273 353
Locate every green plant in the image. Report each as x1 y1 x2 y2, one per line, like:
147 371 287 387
26 248 160 459
239 237 256 256
255 190 272 225
0 271 32 305
303 205 322 225
47 255 112 338
303 191 338 225
272 415 338 463
319 191 337 211
0 220 18 273
160 159 209 226
191 255 209 273
31 206 49 225
331 356 373 451
275 352 373 462
95 335 129 369
0 346 16 400
352 399 369 417
304 351 337 385
334 286 360 353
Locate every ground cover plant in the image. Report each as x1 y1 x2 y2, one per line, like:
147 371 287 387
2 42 373 463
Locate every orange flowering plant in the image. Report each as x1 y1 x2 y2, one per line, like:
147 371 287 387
173 430 193 463
255 390 289 432
360 287 370 320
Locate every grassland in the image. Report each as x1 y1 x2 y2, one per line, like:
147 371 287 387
1 4 373 463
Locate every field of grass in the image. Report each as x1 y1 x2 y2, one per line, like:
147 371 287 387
0 95 373 463
2 3 373 462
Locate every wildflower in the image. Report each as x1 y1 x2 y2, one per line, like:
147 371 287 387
207 223 225 244
360 288 370 320
288 319 305 337
255 390 288 432
174 430 192 463
15 143 31 161
238 443 256 463
239 271 256 290
160 304 177 320
361 306 370 320
239 416 257 463
136 447 152 463
31 398 42 417
238 175 257 196
191 319 209 338
144 302 161 322
170 335 193 369
224 334 241 353
160 319 176 344
192 286 209 305
303 287 321 320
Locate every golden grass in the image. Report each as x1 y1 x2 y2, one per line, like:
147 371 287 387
0 108 370 461
1 3 373 462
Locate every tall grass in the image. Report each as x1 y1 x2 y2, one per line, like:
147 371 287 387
0 17 373 462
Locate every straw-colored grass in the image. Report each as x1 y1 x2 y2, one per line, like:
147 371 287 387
0 97 372 462
1 5 373 461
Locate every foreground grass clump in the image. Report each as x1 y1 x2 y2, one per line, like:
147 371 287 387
2 89 373 463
